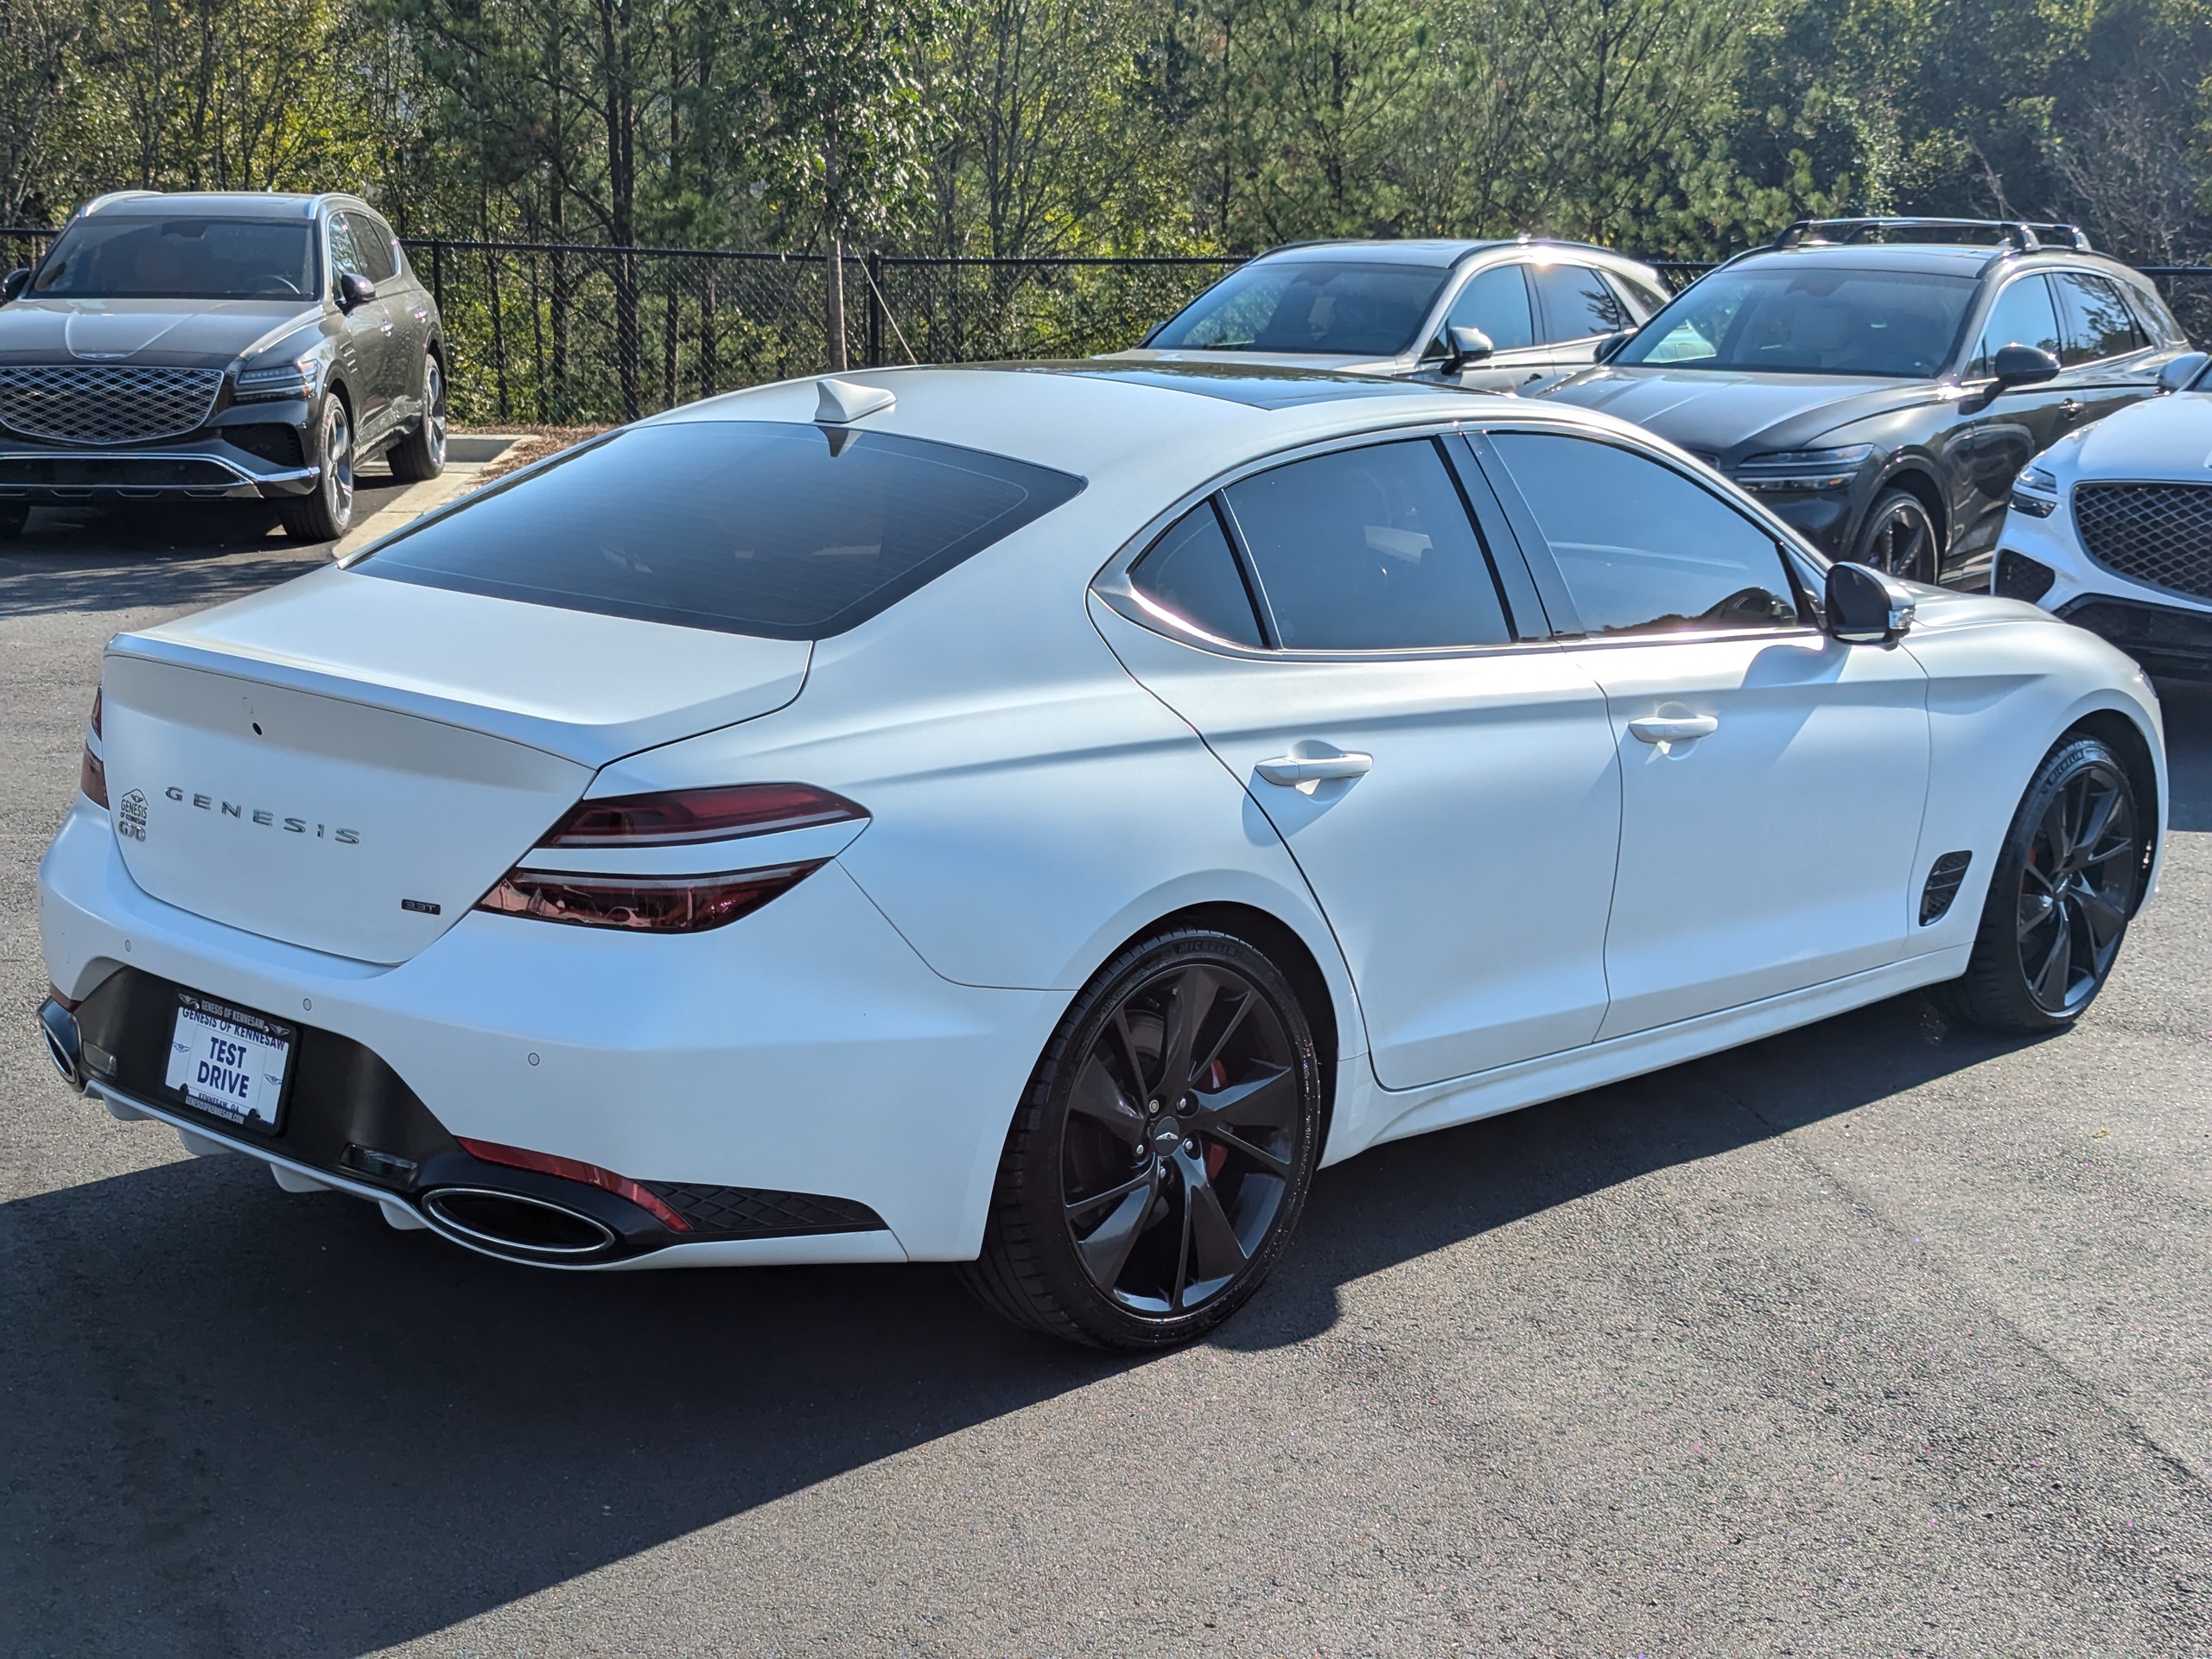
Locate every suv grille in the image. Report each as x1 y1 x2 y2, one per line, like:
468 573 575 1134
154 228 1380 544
0 365 225 446
2073 482 2212 601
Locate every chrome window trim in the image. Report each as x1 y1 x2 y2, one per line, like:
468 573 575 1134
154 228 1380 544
1091 410 1816 663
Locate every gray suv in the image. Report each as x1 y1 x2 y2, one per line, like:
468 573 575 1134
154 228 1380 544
0 190 448 541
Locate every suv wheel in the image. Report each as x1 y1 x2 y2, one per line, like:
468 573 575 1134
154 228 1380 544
962 927 1325 1349
278 396 355 543
1855 488 1939 583
386 353 447 483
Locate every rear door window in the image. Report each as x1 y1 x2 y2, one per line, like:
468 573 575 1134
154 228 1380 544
1221 440 1512 651
1490 431 1801 636
2051 270 2145 365
359 421 1084 639
1445 264 1535 351
1530 264 1631 342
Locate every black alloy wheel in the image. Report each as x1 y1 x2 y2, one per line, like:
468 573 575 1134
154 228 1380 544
963 928 1324 1348
279 395 355 542
1855 488 1939 584
387 353 448 482
1945 734 2145 1031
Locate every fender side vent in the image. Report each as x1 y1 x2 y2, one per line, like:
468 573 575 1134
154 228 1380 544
1920 850 1974 925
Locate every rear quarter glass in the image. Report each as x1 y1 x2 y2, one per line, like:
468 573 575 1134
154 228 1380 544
356 421 1084 639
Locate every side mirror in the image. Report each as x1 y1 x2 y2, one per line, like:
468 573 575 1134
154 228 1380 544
1440 324 1494 372
2158 350 2209 393
1991 343 2060 388
1826 560 1916 645
336 271 377 311
1593 327 1636 365
1 268 29 302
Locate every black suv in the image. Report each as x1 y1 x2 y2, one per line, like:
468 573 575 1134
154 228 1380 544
0 190 447 541
1541 218 2191 588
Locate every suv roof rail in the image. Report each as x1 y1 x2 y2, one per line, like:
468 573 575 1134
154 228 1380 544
77 190 162 219
1770 216 2092 254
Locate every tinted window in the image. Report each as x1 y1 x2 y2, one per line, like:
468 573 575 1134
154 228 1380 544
1446 264 1534 350
359 421 1084 639
342 212 397 283
29 216 316 301
327 213 364 279
1971 275 2062 376
1608 270 1670 316
1531 264 1630 341
1129 503 1262 647
1148 261 1450 356
2051 271 2145 365
1223 440 1510 650
1491 432 1800 636
1619 266 1974 377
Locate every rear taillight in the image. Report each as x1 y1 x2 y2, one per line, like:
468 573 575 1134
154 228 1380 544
457 1137 693 1233
538 784 864 848
79 690 106 807
475 861 825 932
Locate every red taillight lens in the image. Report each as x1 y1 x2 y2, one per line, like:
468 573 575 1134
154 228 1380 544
475 861 824 932
539 784 865 849
90 688 102 738
79 691 106 807
456 1137 692 1233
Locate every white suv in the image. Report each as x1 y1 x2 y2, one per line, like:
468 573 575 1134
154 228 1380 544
1996 349 2212 679
1116 238 1673 394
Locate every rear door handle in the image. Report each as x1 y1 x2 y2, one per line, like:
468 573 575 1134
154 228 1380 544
1255 752 1374 785
1627 715 1718 744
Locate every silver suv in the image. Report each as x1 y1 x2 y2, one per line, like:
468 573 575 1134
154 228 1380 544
1115 238 1673 394
0 190 448 541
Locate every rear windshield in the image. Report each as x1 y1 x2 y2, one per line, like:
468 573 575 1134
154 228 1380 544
31 217 318 302
1618 266 1977 378
1148 261 1450 357
357 421 1085 639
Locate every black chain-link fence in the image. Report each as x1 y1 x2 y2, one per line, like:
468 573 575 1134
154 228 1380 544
5 229 2212 424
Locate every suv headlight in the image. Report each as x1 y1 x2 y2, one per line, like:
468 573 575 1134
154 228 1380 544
233 354 320 403
2009 464 2060 518
1732 444 1874 491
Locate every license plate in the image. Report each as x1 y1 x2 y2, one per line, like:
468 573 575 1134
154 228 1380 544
164 992 295 1133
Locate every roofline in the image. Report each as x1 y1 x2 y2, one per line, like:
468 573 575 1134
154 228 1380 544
74 188 360 222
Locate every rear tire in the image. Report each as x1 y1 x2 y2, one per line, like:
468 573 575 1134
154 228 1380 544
961 926 1325 1349
386 353 447 483
278 395 355 543
1942 734 2145 1032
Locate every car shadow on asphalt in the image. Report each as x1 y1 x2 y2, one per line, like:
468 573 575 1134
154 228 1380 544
0 486 403 620
0 988 2039 1655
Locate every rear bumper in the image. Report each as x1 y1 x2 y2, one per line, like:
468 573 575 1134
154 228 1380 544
36 798 1060 1264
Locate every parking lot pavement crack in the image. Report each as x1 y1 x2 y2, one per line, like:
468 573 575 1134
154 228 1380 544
1694 1058 2212 1497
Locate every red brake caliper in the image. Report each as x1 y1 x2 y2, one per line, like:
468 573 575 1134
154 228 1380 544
1201 1058 1230 1179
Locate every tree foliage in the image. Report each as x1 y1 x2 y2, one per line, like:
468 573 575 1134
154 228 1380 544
5 0 2212 266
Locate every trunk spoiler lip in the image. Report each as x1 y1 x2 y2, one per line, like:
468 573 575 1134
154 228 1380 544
100 630 815 771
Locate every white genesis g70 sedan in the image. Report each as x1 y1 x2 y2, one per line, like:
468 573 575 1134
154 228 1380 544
37 362 2167 1347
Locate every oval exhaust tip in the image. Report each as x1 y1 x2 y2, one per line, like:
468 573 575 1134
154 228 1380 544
38 1000 84 1090
423 1187 617 1258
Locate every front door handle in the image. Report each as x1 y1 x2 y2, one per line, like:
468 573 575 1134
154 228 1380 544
1256 751 1374 785
1627 715 1719 744
2060 397 2083 419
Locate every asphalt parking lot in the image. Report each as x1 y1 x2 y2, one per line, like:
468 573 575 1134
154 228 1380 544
3 501 2209 1656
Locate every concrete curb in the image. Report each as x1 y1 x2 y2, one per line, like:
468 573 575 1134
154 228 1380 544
328 433 531 561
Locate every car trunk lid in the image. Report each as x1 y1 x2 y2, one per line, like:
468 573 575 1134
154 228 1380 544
100 570 812 963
